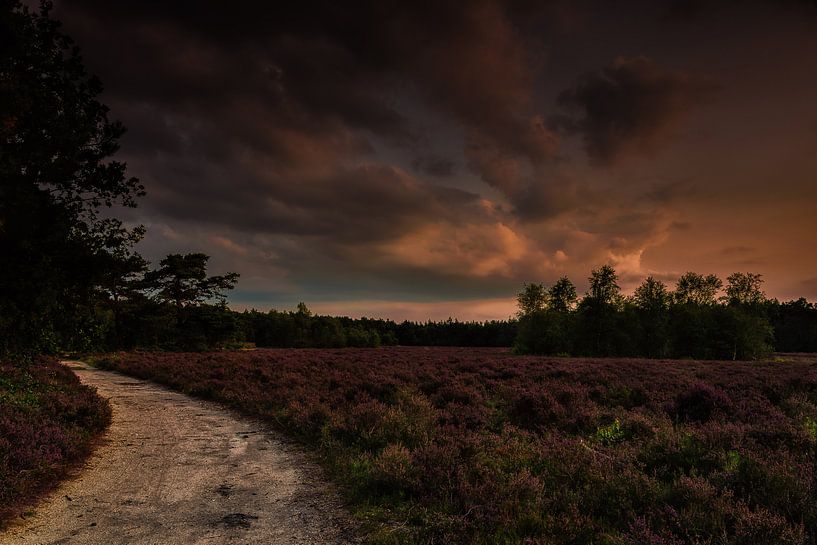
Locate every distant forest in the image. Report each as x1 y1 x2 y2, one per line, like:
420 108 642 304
77 258 817 360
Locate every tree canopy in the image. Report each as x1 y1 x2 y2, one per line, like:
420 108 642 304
1 1 144 357
146 253 239 309
514 266 778 360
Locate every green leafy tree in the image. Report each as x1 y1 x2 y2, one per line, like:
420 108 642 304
718 272 772 359
713 305 773 360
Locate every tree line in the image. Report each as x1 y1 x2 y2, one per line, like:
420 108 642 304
241 308 516 349
514 266 817 359
91 264 817 358
85 281 517 351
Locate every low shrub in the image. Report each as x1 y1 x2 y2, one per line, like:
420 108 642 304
0 357 110 527
96 347 817 544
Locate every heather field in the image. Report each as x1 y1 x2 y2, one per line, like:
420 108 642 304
96 348 817 544
0 358 111 527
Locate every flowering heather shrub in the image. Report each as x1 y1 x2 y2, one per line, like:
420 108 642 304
0 358 110 527
96 348 817 544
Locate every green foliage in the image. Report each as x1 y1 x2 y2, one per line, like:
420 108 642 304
724 450 742 473
595 418 625 446
805 417 817 443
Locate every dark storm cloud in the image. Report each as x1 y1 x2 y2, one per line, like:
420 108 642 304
662 0 817 21
40 0 817 313
553 56 709 164
139 156 486 243
412 155 457 178
57 0 563 195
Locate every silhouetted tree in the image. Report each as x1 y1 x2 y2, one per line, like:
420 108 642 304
1 1 144 357
724 272 766 306
770 298 817 352
549 277 578 313
587 265 621 306
674 272 722 305
517 283 548 316
577 265 624 355
633 276 670 312
145 253 239 309
513 268 782 360
633 276 670 357
717 272 772 359
95 230 150 348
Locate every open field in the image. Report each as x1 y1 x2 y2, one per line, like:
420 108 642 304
95 348 817 545
0 358 110 527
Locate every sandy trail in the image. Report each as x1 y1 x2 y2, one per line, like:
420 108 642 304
2 361 358 545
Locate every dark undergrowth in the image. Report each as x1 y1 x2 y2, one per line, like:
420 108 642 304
0 357 111 528
94 348 817 544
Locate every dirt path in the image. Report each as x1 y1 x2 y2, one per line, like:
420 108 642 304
2 361 359 545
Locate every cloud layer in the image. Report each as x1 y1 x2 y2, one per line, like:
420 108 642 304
553 56 709 164
48 0 817 317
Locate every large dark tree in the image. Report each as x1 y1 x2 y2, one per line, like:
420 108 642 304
0 1 144 357
138 253 239 351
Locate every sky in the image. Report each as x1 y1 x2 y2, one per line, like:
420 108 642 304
49 0 817 321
